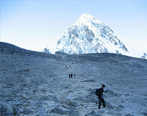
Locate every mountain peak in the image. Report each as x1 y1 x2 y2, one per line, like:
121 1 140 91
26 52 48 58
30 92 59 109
56 14 128 55
75 14 102 26
78 14 94 20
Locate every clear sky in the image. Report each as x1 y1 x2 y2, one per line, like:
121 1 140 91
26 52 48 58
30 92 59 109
0 0 147 52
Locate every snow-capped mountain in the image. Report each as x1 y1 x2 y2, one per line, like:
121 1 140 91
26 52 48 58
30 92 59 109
56 14 147 59
56 14 128 55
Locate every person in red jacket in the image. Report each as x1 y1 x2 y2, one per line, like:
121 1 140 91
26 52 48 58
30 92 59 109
98 84 106 109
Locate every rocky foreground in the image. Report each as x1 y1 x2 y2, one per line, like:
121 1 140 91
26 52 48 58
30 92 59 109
0 42 147 116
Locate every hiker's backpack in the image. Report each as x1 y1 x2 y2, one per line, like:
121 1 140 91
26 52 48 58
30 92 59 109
95 89 100 96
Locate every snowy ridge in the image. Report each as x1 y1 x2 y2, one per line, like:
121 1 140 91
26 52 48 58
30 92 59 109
56 14 147 59
123 40 147 59
56 14 128 55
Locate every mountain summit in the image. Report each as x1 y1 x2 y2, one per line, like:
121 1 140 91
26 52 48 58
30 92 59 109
56 14 128 54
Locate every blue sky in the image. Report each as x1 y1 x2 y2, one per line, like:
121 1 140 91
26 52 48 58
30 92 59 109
0 0 147 52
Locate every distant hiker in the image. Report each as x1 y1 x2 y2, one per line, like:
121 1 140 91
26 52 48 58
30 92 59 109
95 84 106 109
69 73 71 78
71 73 73 78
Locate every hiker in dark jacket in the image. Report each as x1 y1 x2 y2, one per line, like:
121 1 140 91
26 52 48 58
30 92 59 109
98 84 106 109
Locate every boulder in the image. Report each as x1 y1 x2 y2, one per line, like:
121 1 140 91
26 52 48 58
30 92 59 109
0 101 13 116
85 110 100 116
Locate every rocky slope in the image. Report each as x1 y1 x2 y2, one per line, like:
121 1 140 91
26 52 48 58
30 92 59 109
0 42 147 116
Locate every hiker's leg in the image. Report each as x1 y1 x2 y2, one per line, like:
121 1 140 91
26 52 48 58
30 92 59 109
102 98 106 107
98 97 102 109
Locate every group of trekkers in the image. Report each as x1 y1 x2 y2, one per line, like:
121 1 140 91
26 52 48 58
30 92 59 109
68 73 73 78
68 73 76 78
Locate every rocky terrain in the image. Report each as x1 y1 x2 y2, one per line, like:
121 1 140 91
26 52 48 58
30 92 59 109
0 42 147 116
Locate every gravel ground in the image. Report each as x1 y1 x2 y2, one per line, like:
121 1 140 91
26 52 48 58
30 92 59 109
0 42 147 116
